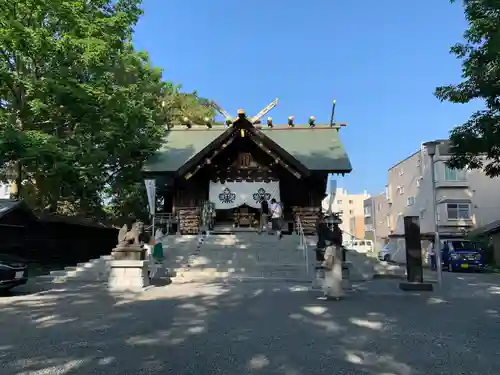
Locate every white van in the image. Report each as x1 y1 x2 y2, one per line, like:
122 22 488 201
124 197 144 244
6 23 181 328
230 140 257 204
343 239 374 253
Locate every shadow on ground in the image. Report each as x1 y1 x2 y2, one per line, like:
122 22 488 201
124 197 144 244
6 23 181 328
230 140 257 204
0 270 500 375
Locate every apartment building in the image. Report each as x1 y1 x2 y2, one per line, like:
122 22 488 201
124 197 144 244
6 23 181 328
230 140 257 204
325 187 370 239
363 193 390 249
386 140 500 238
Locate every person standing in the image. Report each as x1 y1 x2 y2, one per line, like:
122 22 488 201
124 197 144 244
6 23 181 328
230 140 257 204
321 221 343 300
258 198 269 234
270 198 283 239
428 240 437 270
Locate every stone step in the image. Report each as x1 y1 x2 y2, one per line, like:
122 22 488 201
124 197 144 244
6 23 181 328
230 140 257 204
35 275 56 282
49 270 67 276
64 266 77 272
172 266 311 282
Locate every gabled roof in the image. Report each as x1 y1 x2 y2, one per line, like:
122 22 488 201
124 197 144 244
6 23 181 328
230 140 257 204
0 199 21 218
258 126 351 172
0 199 37 223
143 127 228 174
143 123 352 174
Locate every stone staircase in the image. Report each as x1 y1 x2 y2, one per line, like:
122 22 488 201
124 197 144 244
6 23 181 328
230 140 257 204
34 255 113 284
164 233 402 283
31 233 408 287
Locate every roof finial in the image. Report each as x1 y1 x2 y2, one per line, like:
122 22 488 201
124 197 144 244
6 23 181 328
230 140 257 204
330 99 336 127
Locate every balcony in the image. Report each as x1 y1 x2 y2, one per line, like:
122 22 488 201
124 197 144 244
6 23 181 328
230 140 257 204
435 166 469 189
435 179 469 189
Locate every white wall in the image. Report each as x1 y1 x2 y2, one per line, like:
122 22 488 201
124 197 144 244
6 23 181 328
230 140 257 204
0 183 11 199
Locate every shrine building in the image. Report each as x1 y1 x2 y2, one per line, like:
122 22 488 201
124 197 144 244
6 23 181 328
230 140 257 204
142 107 352 234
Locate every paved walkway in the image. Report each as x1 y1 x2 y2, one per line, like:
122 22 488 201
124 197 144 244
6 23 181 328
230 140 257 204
0 272 499 374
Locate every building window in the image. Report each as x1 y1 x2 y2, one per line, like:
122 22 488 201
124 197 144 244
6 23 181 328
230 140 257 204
349 200 354 204
377 203 382 211
419 209 425 219
386 215 391 228
337 200 342 204
385 186 390 200
407 196 415 206
444 166 467 181
416 159 421 167
446 203 470 220
397 185 404 195
416 177 422 187
364 206 372 216
349 210 354 215
399 168 404 176
434 163 438 183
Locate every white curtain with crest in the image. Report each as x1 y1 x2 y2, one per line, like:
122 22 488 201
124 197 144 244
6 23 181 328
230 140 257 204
209 181 280 210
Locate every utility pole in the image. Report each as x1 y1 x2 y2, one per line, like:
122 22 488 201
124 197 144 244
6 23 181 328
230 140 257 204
424 141 443 289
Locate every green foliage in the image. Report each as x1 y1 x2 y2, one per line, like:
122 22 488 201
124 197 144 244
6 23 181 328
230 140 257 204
161 85 215 125
0 0 213 222
435 0 500 176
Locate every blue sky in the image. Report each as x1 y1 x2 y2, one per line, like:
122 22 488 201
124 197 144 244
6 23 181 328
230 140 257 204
133 0 479 195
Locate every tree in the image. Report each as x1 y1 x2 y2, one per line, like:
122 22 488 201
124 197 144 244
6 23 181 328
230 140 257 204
0 0 215 222
435 0 500 176
104 85 215 223
0 0 148 216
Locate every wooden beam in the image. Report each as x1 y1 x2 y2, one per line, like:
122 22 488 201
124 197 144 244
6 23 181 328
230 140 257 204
251 136 301 179
184 133 237 180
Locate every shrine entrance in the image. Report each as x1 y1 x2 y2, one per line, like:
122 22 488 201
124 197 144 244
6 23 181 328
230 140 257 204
209 180 280 230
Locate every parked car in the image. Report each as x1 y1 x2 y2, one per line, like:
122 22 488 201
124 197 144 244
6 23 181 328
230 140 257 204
378 241 408 263
0 254 28 292
343 239 373 253
378 244 392 261
441 240 484 272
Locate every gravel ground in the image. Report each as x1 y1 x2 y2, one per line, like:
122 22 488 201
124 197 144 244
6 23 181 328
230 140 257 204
0 272 499 375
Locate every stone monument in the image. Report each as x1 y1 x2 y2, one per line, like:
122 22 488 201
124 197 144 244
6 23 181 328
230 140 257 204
108 221 150 292
399 216 433 291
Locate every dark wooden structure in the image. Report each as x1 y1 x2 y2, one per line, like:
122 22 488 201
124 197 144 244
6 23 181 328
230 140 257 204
0 199 38 252
26 214 118 265
0 199 117 265
143 110 352 234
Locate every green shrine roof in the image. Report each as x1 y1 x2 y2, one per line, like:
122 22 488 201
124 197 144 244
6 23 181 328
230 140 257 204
143 124 352 174
259 127 351 172
143 127 227 174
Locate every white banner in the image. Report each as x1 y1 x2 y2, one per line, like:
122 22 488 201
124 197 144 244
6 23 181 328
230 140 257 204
144 179 156 216
322 179 337 214
209 181 280 210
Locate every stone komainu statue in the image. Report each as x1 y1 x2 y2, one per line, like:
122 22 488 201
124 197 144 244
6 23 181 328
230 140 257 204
117 221 144 247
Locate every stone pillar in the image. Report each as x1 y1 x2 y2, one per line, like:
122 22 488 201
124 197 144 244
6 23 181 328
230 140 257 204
403 216 423 283
399 216 433 291
108 260 150 292
111 244 145 261
108 244 149 292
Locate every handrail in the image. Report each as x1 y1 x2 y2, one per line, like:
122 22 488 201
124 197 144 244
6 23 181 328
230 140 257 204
296 216 310 276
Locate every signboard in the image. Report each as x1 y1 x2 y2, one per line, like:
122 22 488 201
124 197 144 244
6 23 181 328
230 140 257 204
144 179 156 216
